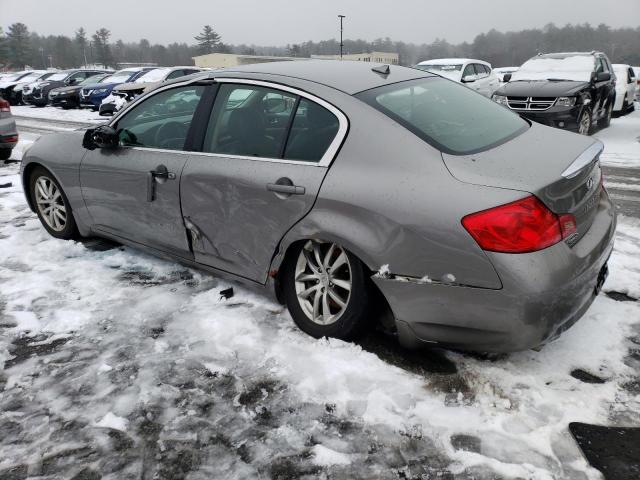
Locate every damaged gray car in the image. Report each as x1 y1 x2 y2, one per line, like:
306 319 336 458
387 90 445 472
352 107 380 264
20 60 616 352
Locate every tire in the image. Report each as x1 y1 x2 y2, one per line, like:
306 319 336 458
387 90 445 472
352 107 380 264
599 102 613 128
0 149 11 161
577 108 592 135
29 166 79 240
282 240 373 341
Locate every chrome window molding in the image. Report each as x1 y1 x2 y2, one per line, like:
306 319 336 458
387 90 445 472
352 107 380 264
109 75 349 169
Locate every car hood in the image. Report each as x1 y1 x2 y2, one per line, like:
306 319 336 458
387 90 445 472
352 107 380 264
51 85 82 94
0 81 19 89
495 80 589 97
82 82 117 91
114 81 159 92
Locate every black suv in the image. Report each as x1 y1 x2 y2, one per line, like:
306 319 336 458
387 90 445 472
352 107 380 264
28 69 111 107
492 52 616 135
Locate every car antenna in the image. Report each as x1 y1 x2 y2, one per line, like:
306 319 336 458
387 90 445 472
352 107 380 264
372 64 391 76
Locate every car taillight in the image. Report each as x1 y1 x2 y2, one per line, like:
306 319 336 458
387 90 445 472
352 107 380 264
462 195 576 253
0 99 10 113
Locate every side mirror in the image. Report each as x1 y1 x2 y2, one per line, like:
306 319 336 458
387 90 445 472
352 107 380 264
596 72 611 82
503 73 512 82
461 75 476 83
66 78 78 86
83 125 119 150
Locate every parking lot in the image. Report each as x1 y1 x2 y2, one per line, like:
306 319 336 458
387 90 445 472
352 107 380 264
0 102 638 479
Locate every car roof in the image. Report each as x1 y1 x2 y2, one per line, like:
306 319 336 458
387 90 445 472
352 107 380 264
208 60 432 95
538 52 603 59
417 58 489 66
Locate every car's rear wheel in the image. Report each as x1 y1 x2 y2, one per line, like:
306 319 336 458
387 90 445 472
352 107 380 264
29 167 78 240
282 240 372 340
578 109 592 135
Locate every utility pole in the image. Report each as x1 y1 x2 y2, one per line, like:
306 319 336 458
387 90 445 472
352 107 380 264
39 47 46 69
338 15 345 60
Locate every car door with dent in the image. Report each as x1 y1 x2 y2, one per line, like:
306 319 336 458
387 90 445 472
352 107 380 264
80 84 207 256
180 81 347 283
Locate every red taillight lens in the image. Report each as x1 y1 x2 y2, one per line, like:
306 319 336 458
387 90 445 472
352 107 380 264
0 99 10 113
462 195 571 253
1 135 18 143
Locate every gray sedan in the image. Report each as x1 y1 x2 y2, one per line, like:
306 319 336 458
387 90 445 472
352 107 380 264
20 61 616 353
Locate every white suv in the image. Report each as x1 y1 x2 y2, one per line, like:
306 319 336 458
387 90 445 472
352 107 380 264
414 58 499 97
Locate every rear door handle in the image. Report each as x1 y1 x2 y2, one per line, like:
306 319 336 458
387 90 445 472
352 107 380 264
267 183 305 195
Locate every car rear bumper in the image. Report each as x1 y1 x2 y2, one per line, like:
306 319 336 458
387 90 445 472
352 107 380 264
374 191 616 353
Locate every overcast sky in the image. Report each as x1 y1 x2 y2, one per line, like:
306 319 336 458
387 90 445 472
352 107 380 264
1 0 639 46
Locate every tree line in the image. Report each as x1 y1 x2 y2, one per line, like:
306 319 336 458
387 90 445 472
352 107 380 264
1 22 639 71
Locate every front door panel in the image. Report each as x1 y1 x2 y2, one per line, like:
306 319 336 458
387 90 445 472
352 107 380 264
180 155 327 283
80 148 191 255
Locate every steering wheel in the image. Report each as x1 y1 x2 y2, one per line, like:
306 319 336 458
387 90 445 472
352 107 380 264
155 121 187 150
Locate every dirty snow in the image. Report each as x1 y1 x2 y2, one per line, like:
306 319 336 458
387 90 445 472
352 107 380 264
0 110 639 479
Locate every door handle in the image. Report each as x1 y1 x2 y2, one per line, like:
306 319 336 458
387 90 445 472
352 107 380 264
147 165 176 202
267 183 305 195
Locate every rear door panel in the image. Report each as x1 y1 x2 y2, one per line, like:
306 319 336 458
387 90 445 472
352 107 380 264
180 156 327 282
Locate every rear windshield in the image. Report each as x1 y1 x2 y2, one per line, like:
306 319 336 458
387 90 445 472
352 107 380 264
357 77 529 155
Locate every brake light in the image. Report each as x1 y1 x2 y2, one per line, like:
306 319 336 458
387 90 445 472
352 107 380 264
462 195 575 253
0 99 10 113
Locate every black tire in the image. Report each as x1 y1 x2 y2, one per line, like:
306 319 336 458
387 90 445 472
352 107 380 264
0 149 11 161
29 166 79 240
577 108 592 135
282 241 373 341
599 101 613 128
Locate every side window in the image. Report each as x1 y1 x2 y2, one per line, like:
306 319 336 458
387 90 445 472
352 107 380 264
462 64 475 79
474 64 489 78
284 99 340 163
628 68 635 83
115 85 204 151
166 70 186 80
203 84 297 158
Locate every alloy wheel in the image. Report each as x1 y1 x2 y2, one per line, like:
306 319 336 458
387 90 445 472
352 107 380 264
578 111 591 135
34 176 67 232
294 240 352 326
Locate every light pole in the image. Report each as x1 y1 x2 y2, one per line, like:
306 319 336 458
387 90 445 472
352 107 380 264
39 47 46 69
338 15 345 60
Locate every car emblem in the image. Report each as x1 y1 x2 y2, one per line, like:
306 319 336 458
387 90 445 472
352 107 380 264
586 177 594 190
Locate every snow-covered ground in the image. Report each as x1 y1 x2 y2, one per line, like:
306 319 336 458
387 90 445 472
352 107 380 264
11 105 105 125
594 106 640 168
0 110 639 479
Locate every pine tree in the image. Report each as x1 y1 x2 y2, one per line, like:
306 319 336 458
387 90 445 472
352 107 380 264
0 27 8 68
6 23 31 69
75 27 87 66
195 25 221 54
92 28 113 68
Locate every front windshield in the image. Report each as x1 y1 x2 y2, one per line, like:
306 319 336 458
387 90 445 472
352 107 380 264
101 72 134 84
47 72 70 81
357 77 529 155
82 75 105 85
511 55 595 82
134 68 170 83
19 72 44 82
415 64 463 73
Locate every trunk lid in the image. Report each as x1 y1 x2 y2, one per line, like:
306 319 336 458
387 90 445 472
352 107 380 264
442 122 604 245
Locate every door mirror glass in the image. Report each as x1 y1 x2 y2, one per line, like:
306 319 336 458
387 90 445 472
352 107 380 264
503 73 513 82
66 77 78 86
83 125 119 150
461 75 476 83
596 72 611 82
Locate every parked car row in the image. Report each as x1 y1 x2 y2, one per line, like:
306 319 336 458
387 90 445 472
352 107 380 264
414 51 637 136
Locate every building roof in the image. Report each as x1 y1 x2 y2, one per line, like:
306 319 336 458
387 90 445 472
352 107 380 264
213 60 431 95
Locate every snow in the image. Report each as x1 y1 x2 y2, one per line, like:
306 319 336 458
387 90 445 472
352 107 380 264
11 105 105 124
94 412 129 431
0 109 639 478
594 104 640 167
511 55 595 82
101 93 129 112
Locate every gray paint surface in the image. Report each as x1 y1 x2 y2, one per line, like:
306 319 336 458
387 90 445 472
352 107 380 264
20 62 616 352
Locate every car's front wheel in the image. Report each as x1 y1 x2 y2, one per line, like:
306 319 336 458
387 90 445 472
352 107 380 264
29 167 78 240
599 102 613 128
282 240 372 340
578 109 592 135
